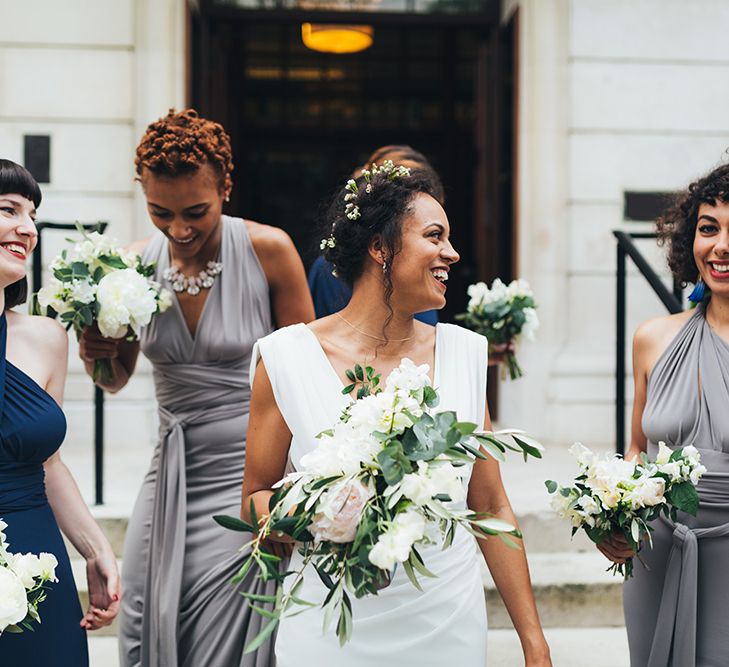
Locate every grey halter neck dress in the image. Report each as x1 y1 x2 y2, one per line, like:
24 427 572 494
623 301 729 667
118 216 276 667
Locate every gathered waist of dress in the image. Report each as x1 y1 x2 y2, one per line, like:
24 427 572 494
152 360 251 408
0 462 47 513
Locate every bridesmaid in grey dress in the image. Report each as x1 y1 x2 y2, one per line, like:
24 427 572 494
78 109 314 666
598 162 729 667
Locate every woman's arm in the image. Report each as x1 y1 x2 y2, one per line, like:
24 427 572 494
249 222 315 327
468 402 551 666
241 359 296 555
42 320 120 629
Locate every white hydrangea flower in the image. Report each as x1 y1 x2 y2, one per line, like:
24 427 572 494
69 279 97 305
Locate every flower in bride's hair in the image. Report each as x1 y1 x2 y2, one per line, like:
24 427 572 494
310 479 373 544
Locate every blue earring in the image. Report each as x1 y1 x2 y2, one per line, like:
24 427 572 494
688 279 706 303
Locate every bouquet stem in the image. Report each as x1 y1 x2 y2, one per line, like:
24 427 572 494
503 352 523 381
92 359 114 385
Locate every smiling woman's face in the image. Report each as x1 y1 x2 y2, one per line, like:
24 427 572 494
388 192 460 313
140 162 227 260
0 193 37 290
694 200 729 299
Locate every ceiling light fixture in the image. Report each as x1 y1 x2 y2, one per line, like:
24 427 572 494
301 23 374 54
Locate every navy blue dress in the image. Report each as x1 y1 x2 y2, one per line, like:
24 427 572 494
308 256 439 325
0 313 88 665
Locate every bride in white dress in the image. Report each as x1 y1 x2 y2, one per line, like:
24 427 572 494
242 165 552 666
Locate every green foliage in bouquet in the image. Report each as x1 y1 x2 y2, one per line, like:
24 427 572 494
216 359 543 651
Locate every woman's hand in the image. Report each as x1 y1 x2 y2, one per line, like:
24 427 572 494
81 549 121 631
78 325 121 363
596 531 635 564
488 340 517 367
261 535 295 559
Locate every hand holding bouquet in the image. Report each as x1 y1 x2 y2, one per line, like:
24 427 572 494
0 519 58 634
34 226 172 382
456 278 538 380
216 359 543 650
546 442 706 578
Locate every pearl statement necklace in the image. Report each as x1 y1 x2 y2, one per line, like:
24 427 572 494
162 260 223 296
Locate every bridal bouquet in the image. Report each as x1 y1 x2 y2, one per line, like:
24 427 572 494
456 278 538 380
216 359 543 650
546 442 706 578
0 519 58 634
34 226 172 382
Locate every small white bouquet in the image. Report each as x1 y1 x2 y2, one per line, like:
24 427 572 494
456 278 538 380
546 442 706 579
0 519 58 634
34 226 172 382
216 359 543 650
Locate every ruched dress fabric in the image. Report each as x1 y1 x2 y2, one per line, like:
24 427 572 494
253 322 489 667
118 216 276 667
624 302 729 667
0 313 88 665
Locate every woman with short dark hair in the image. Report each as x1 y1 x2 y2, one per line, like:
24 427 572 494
0 159 119 665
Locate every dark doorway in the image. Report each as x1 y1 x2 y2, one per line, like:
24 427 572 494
191 3 515 324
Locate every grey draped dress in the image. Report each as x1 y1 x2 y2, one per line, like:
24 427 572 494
118 216 276 667
624 301 729 667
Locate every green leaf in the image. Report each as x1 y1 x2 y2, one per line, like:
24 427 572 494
545 480 558 494
214 514 255 532
345 369 356 382
243 618 279 654
668 481 700 516
354 364 364 381
240 591 278 603
98 254 128 269
403 557 423 591
342 383 356 395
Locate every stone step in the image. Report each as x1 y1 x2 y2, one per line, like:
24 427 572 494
71 551 623 637
88 626 630 667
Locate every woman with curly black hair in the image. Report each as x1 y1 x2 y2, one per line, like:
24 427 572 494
242 162 551 666
599 162 729 666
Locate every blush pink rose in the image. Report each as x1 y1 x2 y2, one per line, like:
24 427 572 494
310 479 372 544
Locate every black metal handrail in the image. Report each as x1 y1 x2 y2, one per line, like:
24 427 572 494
33 222 108 505
613 230 683 455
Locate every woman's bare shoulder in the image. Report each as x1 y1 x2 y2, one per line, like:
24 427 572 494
634 309 694 370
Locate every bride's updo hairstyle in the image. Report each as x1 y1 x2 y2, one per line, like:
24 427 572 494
135 108 234 193
322 165 440 303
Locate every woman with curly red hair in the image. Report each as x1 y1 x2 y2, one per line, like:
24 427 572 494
79 109 314 666
599 162 729 666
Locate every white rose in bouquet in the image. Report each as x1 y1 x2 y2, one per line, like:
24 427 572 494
96 269 160 338
0 567 28 632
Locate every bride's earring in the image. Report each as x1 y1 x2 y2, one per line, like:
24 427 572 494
382 261 387 274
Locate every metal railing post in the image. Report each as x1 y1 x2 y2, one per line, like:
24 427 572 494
33 222 108 505
612 230 684 455
616 244 626 456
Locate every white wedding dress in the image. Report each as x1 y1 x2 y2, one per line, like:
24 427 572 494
252 322 489 666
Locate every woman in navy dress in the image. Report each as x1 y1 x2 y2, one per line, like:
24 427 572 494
0 160 120 665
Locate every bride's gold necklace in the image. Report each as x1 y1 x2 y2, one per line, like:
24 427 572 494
335 312 414 343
